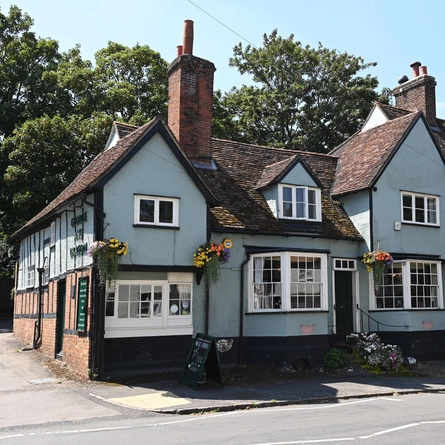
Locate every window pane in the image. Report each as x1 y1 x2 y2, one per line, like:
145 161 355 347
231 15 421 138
253 255 282 309
427 198 437 224
295 188 305 218
308 189 317 220
159 200 173 224
140 199 155 223
169 284 191 316
409 262 439 308
375 262 403 309
290 255 322 309
414 196 425 222
282 187 293 217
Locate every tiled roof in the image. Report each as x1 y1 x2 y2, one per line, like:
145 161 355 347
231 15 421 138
255 156 298 189
198 139 362 240
377 102 412 120
331 112 419 197
13 117 212 239
114 122 139 138
14 120 362 242
373 102 445 153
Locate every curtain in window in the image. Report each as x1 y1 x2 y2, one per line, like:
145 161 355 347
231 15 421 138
254 257 268 308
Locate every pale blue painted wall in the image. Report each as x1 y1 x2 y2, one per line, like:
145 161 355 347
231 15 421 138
103 133 207 267
339 191 371 249
281 162 318 187
373 120 445 255
206 232 362 338
363 119 445 331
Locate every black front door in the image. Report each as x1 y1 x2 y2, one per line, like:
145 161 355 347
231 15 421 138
335 271 353 335
56 280 66 355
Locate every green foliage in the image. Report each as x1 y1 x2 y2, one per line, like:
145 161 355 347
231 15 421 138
94 42 168 122
0 6 169 247
215 30 383 152
0 5 61 139
0 235 18 278
2 113 113 233
347 333 404 373
322 348 349 370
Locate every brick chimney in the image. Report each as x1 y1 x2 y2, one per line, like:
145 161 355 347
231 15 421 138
168 20 216 166
393 61 437 128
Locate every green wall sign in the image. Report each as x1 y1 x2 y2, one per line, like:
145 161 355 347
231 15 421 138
77 277 88 332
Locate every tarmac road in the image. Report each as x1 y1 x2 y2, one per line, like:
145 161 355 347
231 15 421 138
2 316 445 432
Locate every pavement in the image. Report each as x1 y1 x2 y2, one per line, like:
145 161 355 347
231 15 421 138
1 316 445 429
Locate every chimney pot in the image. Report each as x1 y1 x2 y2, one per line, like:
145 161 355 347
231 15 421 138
420 65 428 76
176 45 183 57
183 20 194 55
410 61 421 78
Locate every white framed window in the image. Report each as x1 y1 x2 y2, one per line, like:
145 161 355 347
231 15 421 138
334 258 357 271
401 192 439 226
374 260 442 310
279 185 321 221
50 221 56 246
27 265 35 288
250 252 327 312
105 277 192 337
134 194 179 227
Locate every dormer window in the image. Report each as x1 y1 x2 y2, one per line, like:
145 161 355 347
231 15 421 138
279 185 321 221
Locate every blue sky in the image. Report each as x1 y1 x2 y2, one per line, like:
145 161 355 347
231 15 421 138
7 0 445 112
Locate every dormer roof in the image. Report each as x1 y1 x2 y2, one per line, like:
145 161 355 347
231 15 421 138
196 138 362 240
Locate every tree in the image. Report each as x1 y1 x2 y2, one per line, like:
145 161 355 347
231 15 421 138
0 7 170 242
2 113 113 231
215 30 382 152
0 5 61 139
93 42 168 124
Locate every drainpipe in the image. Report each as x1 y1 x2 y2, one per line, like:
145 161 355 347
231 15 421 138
205 279 210 335
238 254 250 365
33 257 47 349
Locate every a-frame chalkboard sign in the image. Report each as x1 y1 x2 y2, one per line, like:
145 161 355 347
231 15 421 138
180 333 224 389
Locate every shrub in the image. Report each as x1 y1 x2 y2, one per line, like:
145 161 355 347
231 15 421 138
346 332 403 373
323 348 349 370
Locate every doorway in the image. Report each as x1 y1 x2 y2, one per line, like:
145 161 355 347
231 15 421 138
334 270 354 335
56 280 66 357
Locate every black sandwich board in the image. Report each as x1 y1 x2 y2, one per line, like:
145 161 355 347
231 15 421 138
180 333 224 389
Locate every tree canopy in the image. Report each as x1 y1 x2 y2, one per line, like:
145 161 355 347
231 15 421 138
0 9 391 278
214 30 385 152
0 5 169 276
0 6 169 236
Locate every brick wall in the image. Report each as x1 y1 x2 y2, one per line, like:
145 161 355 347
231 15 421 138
13 268 94 378
394 74 437 127
168 54 216 165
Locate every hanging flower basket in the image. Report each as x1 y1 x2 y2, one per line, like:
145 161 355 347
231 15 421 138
193 241 231 285
88 238 129 286
362 250 393 288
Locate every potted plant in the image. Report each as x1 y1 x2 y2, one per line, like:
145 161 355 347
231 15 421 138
362 249 393 288
193 241 231 285
88 238 128 286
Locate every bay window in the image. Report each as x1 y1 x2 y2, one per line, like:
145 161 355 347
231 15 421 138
250 252 327 312
374 260 442 309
